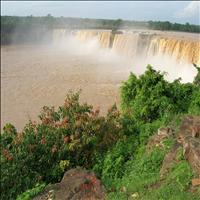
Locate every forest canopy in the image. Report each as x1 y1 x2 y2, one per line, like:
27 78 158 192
1 15 200 45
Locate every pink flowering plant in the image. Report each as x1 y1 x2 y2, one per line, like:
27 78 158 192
1 91 122 199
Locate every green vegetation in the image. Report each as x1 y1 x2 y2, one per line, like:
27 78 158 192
148 21 200 33
1 65 200 200
16 183 46 200
121 66 200 122
1 15 200 45
1 91 122 199
193 64 200 86
98 65 200 199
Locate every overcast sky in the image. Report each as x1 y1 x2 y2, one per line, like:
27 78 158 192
1 1 200 25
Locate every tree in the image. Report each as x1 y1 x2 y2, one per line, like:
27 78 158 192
112 19 123 32
193 63 200 86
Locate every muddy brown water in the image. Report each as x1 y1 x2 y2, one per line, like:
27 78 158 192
1 45 131 131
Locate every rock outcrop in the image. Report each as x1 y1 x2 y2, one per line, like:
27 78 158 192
146 127 174 152
178 115 200 176
160 115 200 178
160 142 181 177
33 168 105 200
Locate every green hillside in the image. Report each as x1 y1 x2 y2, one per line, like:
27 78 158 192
1 65 200 200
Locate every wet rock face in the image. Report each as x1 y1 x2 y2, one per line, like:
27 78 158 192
33 168 106 200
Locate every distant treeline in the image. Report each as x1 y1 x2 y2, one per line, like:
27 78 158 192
1 15 200 45
148 21 200 33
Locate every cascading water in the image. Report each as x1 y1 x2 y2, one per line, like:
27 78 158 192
147 37 200 65
76 30 112 48
53 29 200 65
112 33 139 57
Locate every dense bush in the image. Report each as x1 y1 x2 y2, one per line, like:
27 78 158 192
104 65 200 199
93 136 138 184
121 65 197 123
1 65 200 200
193 64 200 86
1 91 122 200
189 91 200 115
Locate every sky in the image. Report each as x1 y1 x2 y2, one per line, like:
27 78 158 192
1 1 200 25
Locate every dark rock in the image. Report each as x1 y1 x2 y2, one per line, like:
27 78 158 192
33 168 106 200
160 116 200 178
146 127 173 151
178 116 200 176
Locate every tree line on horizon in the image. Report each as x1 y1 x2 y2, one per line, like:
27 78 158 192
1 15 200 45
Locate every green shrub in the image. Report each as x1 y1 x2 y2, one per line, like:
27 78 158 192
121 65 197 123
1 91 122 200
167 161 193 191
188 87 200 115
138 119 164 145
193 64 200 86
106 64 200 199
2 65 199 200
106 145 198 200
95 136 138 184
106 146 166 199
16 183 46 200
141 161 197 200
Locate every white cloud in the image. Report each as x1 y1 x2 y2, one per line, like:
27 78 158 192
175 1 200 19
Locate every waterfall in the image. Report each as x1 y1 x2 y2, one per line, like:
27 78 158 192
148 37 200 65
52 29 200 65
112 33 139 57
76 30 112 48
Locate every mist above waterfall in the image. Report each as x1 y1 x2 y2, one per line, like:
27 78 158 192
52 31 130 66
52 30 198 83
132 54 197 83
